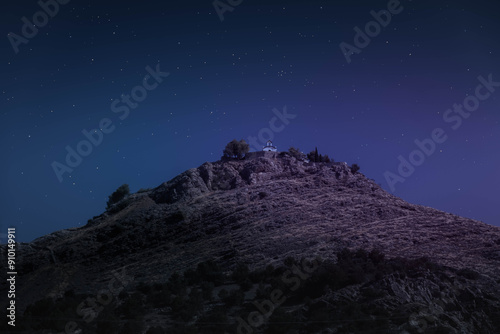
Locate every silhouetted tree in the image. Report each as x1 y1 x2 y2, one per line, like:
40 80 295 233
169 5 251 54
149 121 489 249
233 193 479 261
288 147 306 160
106 184 130 209
307 147 331 162
223 139 249 159
307 150 315 162
350 163 360 174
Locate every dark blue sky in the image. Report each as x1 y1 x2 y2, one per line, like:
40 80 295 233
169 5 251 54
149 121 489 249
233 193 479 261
1 0 499 242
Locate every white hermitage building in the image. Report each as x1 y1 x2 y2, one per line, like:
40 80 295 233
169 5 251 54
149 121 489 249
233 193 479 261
263 140 277 152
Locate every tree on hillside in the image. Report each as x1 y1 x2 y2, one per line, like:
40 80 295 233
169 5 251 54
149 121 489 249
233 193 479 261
350 163 360 174
307 147 331 162
106 184 130 209
288 147 306 160
223 139 249 159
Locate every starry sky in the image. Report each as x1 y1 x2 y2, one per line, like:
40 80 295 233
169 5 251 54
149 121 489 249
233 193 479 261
1 0 499 242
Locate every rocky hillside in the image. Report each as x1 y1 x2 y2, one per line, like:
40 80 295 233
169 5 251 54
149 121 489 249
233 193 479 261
2 153 500 333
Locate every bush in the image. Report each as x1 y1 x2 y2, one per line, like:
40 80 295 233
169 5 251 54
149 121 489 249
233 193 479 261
307 147 331 162
106 184 130 209
350 163 360 174
307 147 319 162
223 139 249 159
288 147 306 160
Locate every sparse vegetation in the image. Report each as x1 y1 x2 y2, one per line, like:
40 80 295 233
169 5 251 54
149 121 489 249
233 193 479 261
307 147 331 162
223 139 249 159
288 147 307 160
106 184 130 209
350 163 360 174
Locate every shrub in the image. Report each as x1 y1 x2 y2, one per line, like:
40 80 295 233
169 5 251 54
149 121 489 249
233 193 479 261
223 139 249 159
307 147 320 162
106 184 130 209
307 147 331 162
350 163 360 174
288 147 306 160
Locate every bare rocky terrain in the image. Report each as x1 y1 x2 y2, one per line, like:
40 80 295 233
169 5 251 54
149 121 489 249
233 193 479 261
2 153 500 333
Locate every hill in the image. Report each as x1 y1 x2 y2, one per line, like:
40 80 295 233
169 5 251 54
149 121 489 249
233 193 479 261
2 152 500 333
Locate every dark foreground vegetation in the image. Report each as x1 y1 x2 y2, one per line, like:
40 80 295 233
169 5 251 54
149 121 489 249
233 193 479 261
3 248 500 334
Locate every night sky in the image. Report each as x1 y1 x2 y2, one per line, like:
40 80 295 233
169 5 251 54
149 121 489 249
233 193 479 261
1 0 499 242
